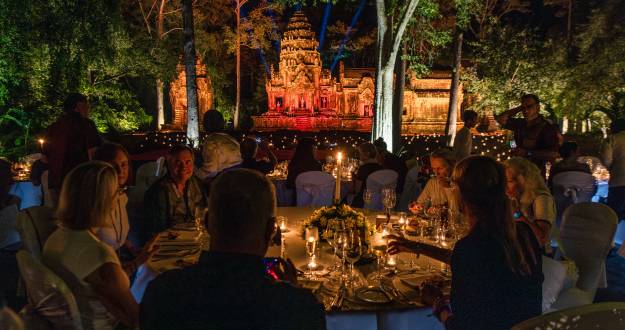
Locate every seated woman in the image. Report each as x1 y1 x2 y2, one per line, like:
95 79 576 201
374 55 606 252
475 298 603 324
43 161 156 329
505 157 556 247
409 148 457 214
549 141 591 185
144 144 208 236
389 156 543 330
351 142 383 208
286 138 322 202
93 143 156 274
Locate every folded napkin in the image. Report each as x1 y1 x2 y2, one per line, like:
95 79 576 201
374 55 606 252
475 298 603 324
158 230 201 246
391 277 420 302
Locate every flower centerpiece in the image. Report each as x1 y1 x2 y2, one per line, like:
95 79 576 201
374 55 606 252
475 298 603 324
303 204 371 242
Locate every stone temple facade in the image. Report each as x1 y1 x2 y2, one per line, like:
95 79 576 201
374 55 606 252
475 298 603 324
169 58 213 129
253 10 463 133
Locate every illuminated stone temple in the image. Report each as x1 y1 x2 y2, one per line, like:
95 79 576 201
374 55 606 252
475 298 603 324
169 58 213 129
253 10 463 133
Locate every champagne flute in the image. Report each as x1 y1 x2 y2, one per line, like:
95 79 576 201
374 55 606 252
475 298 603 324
305 227 319 277
305 237 317 279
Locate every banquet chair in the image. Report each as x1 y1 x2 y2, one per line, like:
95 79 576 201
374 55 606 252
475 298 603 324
15 206 56 260
16 250 83 330
551 203 617 310
295 171 335 207
551 171 596 225
398 166 421 212
0 204 20 250
366 170 398 211
130 158 167 205
511 302 625 330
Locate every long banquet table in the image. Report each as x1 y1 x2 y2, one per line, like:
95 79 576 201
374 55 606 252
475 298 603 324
132 207 448 330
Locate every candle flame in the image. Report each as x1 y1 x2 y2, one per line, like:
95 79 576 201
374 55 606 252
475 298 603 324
38 139 45 144
337 151 342 161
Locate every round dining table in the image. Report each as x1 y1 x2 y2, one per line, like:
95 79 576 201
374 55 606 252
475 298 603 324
131 207 449 330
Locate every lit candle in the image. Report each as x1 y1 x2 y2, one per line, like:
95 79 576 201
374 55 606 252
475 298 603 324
38 138 45 152
334 151 342 204
387 255 397 267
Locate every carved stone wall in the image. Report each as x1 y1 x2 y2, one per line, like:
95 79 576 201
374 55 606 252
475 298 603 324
169 58 213 129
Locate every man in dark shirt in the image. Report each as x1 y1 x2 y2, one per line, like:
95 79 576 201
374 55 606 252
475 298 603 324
373 138 408 193
240 137 277 175
44 93 102 197
140 169 326 330
351 142 384 208
495 94 560 173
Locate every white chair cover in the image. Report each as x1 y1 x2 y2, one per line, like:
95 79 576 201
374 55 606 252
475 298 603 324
511 302 625 330
295 171 335 207
552 172 596 223
552 203 617 309
16 251 83 330
15 206 56 260
0 204 20 249
398 167 421 212
130 159 167 205
366 170 398 211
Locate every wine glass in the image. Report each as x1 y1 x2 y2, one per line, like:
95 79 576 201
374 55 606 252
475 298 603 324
382 188 396 219
277 216 289 233
344 230 362 289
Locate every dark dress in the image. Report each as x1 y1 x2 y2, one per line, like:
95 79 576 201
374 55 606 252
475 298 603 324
44 111 102 189
286 160 321 189
140 252 326 330
446 222 543 330
380 152 408 193
351 162 384 208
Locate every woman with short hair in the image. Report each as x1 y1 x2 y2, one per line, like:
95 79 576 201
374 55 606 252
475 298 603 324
409 148 457 214
43 162 156 329
93 143 156 275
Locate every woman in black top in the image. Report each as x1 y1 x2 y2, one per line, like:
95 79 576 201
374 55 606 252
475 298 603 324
389 156 542 330
286 138 322 200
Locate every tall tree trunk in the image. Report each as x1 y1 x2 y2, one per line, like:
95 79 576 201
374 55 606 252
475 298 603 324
373 0 420 148
156 0 166 130
445 31 463 147
234 5 241 129
391 44 406 153
182 0 200 145
156 79 165 129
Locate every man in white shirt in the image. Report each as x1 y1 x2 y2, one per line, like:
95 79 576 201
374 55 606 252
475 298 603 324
453 110 478 161
601 119 625 220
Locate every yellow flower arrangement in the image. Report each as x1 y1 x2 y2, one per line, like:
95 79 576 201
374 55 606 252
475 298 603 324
303 204 370 240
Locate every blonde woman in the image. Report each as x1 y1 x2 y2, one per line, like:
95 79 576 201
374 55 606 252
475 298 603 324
409 148 458 214
504 157 556 247
43 162 156 329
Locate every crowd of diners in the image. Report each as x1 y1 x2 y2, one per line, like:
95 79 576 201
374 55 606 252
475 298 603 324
1 91 623 330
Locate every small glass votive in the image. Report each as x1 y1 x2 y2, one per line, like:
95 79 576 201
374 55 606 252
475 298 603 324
277 216 289 233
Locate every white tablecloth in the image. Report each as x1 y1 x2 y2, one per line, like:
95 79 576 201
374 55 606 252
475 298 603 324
9 182 42 210
133 207 444 330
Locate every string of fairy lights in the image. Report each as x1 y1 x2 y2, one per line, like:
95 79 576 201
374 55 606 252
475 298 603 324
128 130 512 161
